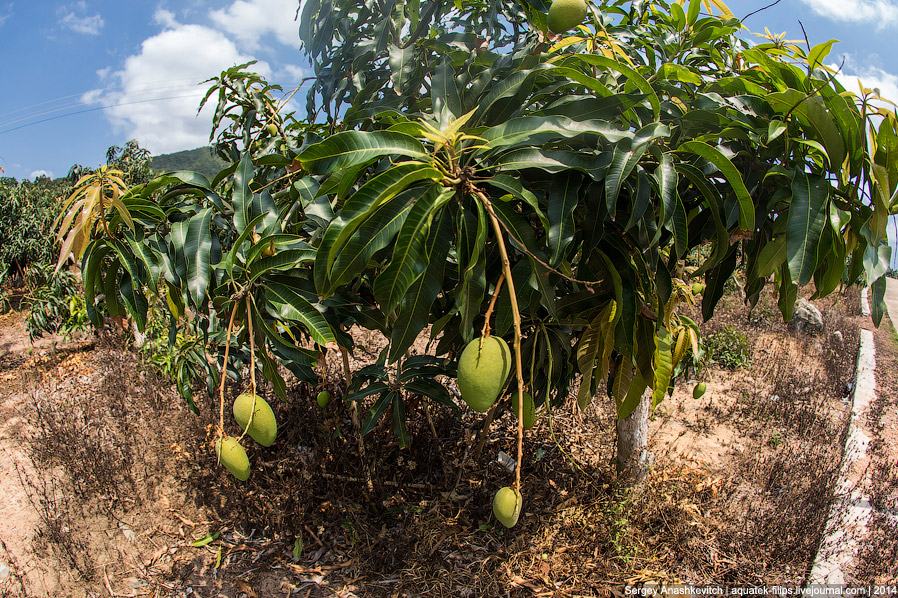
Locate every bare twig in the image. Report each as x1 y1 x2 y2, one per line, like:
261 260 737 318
341 343 374 491
740 0 782 22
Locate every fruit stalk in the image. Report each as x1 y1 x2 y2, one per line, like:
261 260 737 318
480 272 505 339
218 300 241 440
476 189 525 492
240 294 259 441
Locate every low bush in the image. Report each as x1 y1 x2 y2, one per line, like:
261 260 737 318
706 326 752 370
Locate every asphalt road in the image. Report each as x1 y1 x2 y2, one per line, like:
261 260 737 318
886 277 898 329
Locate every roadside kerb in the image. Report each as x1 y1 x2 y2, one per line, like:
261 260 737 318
806 290 875 584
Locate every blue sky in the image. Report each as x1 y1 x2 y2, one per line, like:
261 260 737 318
0 0 307 181
1 0 898 184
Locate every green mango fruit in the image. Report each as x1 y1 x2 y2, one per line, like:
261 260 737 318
233 392 277 447
492 486 523 528
215 436 251 481
693 382 707 399
317 390 331 408
692 282 706 295
547 0 588 34
457 336 512 412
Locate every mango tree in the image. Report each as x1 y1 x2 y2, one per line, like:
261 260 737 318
71 0 896 513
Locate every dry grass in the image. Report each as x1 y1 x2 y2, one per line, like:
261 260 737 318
0 284 869 596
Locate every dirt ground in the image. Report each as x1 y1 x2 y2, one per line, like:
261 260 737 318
0 283 893 597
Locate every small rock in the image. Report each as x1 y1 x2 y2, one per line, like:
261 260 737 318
789 299 824 334
0 562 10 579
831 330 844 345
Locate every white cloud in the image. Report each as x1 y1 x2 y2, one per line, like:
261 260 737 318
83 24 270 155
799 0 898 28
209 0 302 51
154 8 177 29
279 64 305 81
29 170 53 180
0 3 13 28
831 60 898 111
57 3 104 35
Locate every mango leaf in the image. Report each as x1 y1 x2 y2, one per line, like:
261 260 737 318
678 140 755 231
432 56 462 122
456 200 488 341
388 211 451 362
701 243 738 321
265 282 335 346
297 130 428 175
374 186 453 315
81 241 112 327
315 163 442 293
863 241 892 283
619 367 648 422
487 174 548 231
403 378 457 411
363 391 396 436
651 329 673 408
563 54 661 121
476 116 633 155
768 90 846 171
871 274 887 327
548 171 582 267
757 235 786 277
170 208 214 308
327 188 417 291
786 171 829 286
496 147 610 180
232 152 255 235
392 395 410 448
576 312 603 409
389 44 415 94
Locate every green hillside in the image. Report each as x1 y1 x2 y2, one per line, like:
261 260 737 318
150 147 227 179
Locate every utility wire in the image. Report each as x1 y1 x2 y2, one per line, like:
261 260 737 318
0 93 207 135
0 84 207 129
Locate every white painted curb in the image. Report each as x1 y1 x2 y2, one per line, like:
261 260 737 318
807 319 876 583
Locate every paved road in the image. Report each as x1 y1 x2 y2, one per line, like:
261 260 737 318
886 278 898 329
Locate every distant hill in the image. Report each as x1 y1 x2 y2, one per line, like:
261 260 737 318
150 147 228 179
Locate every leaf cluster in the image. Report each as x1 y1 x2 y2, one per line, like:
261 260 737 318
77 0 898 436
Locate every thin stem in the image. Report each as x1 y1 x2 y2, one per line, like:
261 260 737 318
488 206 604 287
246 295 257 396
239 294 258 442
218 300 240 441
480 272 505 339
472 401 501 462
475 189 526 492
341 342 374 492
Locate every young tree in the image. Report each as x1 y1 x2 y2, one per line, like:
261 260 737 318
77 0 895 499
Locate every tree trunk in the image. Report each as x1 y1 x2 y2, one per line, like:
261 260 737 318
616 391 651 483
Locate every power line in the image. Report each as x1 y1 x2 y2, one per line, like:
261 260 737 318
0 77 208 120
0 79 307 129
0 84 207 128
0 93 208 136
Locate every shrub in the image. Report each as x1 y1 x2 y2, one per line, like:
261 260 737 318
0 176 67 279
23 263 87 340
706 327 752 370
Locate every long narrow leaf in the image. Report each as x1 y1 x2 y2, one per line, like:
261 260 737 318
298 131 428 175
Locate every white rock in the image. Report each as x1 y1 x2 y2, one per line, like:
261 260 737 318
790 298 824 334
